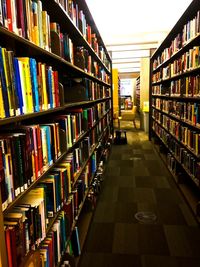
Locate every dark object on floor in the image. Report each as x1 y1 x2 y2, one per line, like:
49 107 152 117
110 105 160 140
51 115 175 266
114 130 127 145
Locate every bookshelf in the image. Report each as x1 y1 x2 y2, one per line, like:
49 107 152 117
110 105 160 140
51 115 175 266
0 0 112 266
150 0 200 222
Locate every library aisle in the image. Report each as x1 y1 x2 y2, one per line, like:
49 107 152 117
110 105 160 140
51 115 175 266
78 122 200 267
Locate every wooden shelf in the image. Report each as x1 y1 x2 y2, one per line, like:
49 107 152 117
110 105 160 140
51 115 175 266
0 27 111 86
41 0 110 75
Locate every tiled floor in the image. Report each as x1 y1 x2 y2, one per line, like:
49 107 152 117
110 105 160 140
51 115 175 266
78 121 200 267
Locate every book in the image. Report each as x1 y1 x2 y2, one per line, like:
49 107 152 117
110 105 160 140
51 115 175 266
0 47 10 117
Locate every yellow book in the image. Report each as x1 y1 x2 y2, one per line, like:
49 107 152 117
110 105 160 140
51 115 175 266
2 48 14 116
185 77 189 97
42 11 48 50
0 79 5 118
55 122 61 157
67 114 72 148
195 134 198 155
41 63 48 110
25 0 33 41
18 58 34 113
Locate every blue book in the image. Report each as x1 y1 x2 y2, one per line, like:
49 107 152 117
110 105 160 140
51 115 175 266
29 58 39 112
47 67 53 109
13 58 24 115
0 47 10 117
50 171 61 212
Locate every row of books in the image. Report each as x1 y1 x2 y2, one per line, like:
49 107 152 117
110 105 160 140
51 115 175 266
55 0 111 70
50 21 110 83
3 141 100 267
64 78 111 104
0 0 51 51
0 0 111 72
152 74 200 98
170 46 200 75
153 45 200 82
153 110 200 156
152 10 200 69
50 22 73 63
153 121 200 186
167 153 177 175
153 98 200 126
0 108 111 211
152 84 170 96
0 46 61 118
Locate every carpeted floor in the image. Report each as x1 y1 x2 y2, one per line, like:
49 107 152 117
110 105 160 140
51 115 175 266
78 121 200 267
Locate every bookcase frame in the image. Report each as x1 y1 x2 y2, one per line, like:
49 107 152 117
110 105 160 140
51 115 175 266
150 0 200 221
0 0 113 266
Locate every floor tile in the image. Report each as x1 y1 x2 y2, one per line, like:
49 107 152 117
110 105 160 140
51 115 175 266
164 225 200 257
112 223 139 254
138 224 170 255
84 223 114 253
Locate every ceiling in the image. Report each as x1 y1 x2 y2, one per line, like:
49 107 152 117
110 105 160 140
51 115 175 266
86 0 193 74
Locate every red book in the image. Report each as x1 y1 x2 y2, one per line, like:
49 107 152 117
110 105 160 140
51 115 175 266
5 227 13 267
6 0 13 31
15 0 25 37
53 71 59 107
32 125 39 179
37 126 43 176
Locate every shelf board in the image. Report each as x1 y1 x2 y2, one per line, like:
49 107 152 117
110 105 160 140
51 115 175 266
152 95 200 101
0 98 111 126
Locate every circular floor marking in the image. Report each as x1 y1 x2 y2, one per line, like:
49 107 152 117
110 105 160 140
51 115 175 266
134 211 157 224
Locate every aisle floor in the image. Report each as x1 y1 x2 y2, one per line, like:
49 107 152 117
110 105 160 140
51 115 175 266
78 121 200 267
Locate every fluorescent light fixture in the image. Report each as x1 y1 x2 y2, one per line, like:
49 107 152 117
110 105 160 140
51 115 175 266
107 43 158 52
112 50 150 59
113 62 141 68
112 58 141 63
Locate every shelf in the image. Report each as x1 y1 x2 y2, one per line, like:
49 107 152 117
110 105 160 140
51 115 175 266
3 109 110 213
152 66 200 85
0 97 111 126
152 106 200 131
152 94 200 101
152 129 199 188
152 33 200 72
0 26 111 86
152 117 200 160
41 0 111 75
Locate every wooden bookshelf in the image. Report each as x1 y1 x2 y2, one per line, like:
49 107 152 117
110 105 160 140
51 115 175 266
0 0 112 266
150 0 200 221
